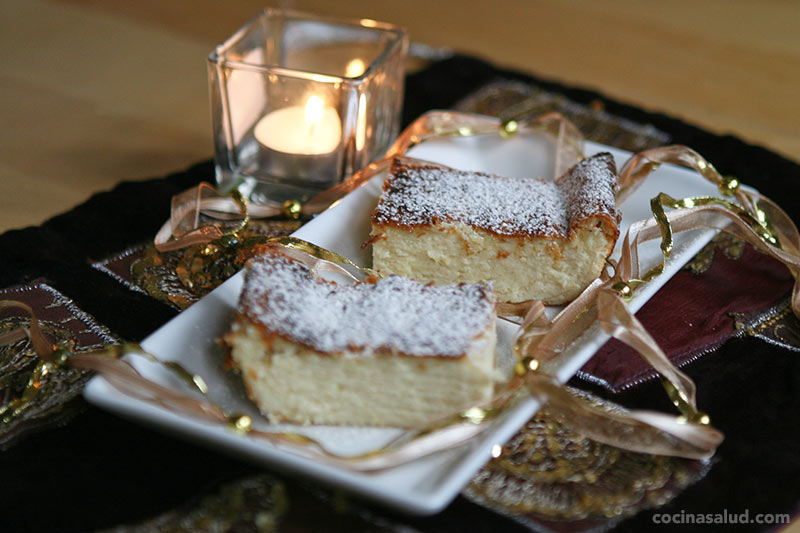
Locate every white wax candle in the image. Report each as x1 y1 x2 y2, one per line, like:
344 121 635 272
254 96 342 155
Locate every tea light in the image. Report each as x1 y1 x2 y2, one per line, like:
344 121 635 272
254 96 341 155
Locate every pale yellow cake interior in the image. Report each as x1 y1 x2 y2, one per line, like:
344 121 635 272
227 320 497 427
372 217 614 305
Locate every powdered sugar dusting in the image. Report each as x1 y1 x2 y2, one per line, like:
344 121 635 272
557 153 618 229
372 153 618 237
240 254 495 357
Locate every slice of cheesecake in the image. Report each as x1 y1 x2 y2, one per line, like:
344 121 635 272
223 252 497 427
369 154 619 304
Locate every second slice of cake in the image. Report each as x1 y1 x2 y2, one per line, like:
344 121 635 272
224 252 497 428
369 154 620 304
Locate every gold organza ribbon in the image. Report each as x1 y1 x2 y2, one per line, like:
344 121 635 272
3 180 800 467
0 301 54 357
617 146 799 313
154 111 582 252
0 249 505 472
6 112 800 470
509 146 800 459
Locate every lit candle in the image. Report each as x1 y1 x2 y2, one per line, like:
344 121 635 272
254 96 342 155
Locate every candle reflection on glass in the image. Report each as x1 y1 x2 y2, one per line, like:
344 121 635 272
356 93 368 151
345 58 366 78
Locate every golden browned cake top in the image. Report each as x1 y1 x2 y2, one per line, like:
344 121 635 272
372 153 619 238
238 253 495 358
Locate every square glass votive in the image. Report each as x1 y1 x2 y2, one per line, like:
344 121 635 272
208 9 408 205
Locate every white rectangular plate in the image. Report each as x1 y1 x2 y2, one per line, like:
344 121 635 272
85 135 722 515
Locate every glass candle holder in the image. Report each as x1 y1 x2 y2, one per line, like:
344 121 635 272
208 9 408 204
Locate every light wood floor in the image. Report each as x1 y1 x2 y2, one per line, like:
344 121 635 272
1 0 799 233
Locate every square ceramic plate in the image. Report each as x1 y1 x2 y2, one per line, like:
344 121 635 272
84 134 722 515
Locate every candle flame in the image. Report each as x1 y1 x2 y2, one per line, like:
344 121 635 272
345 58 367 78
304 95 324 125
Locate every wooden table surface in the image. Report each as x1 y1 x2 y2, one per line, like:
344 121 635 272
2 0 799 231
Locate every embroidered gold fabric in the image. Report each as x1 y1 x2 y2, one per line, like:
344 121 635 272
463 388 711 529
101 474 290 533
455 80 671 153
733 298 800 352
0 282 117 448
102 473 418 533
130 219 300 309
683 232 746 275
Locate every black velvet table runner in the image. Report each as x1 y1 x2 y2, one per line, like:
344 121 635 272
1 55 798 532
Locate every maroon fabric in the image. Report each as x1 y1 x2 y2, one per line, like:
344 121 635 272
577 244 794 392
91 246 143 288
